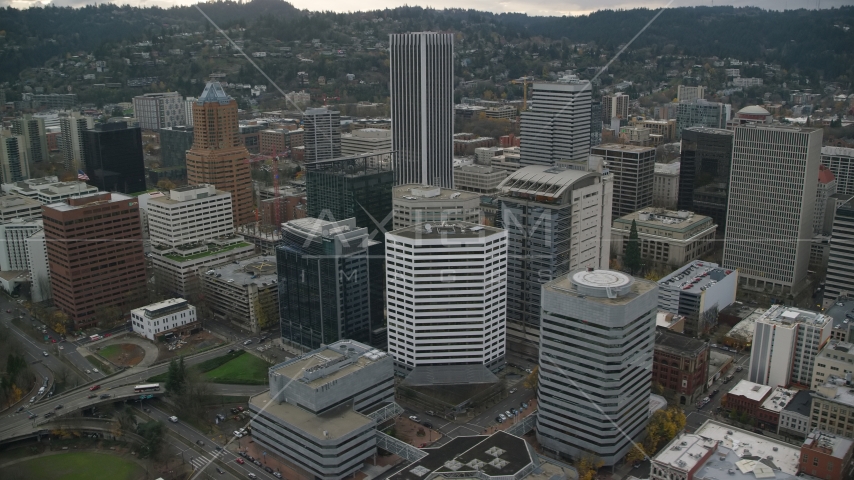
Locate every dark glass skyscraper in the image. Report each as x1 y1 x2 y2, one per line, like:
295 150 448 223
678 127 734 230
159 126 194 168
277 218 374 350
83 122 146 193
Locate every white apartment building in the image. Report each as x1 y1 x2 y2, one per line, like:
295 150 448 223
303 107 341 163
284 90 310 107
723 125 822 294
131 92 186 130
0 218 43 271
131 298 198 341
733 77 763 87
677 85 706 103
653 162 680 209
26 229 50 302
392 184 481 230
748 305 832 388
59 111 94 170
537 269 657 466
144 184 234 247
1 176 98 204
822 146 854 196
812 341 854 389
184 96 196 127
340 128 391 156
385 222 507 376
521 82 592 166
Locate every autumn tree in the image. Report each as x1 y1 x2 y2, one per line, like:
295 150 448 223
157 179 176 191
575 452 604 480
523 366 539 390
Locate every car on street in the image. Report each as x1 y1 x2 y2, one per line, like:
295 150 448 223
235 458 245 465
509 388 517 394
85 370 91 374
422 421 433 428
736 366 743 372
88 394 98 399
233 430 243 438
495 416 503 423
248 474 257 480
498 413 507 421
43 412 54 418
216 467 224 474
524 368 532 374
42 351 48 357
89 385 100 391
244 339 253 345
28 413 36 419
215 446 222 451
15 406 24 413
247 456 255 462
273 473 283 479
409 415 419 422
100 394 111 399
196 440 205 446
168 416 178 423
55 404 63 409
92 368 99 373
265 466 274 473
510 408 518 415
425 410 434 415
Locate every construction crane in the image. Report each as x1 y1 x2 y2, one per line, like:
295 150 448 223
510 75 534 111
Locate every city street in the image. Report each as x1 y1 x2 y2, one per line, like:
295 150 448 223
685 346 751 432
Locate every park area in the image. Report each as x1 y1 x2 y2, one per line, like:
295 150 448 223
97 344 145 367
0 452 145 480
150 350 271 385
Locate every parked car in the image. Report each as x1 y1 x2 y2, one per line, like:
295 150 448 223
498 413 507 421
253 460 262 466
196 440 205 446
425 410 434 416
422 421 433 429
235 458 245 465
736 366 743 372
243 339 253 345
409 415 419 422
265 466 274 473
505 410 514 418
496 416 504 423
88 394 98 399
273 472 283 479
521 402 529 410
509 388 517 394
233 430 243 438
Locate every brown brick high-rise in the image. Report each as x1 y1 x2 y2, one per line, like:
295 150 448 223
186 82 254 226
43 192 147 329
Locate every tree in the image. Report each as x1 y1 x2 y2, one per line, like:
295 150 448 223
624 219 642 275
624 443 646 464
136 420 165 458
165 358 185 395
645 406 687 454
576 453 604 480
523 366 539 390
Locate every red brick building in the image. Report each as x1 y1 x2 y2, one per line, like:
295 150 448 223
722 380 772 418
755 386 798 431
43 192 147 329
652 329 710 406
800 430 854 480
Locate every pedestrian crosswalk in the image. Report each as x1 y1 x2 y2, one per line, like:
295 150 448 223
189 449 228 469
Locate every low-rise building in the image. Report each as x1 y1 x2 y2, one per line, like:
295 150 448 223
611 209 717 268
652 330 710 406
259 128 304 155
779 389 814 438
757 386 799 431
651 420 802 480
800 429 854 480
0 194 42 222
811 376 854 438
813 341 854 389
723 379 772 417
453 164 509 194
250 340 395 480
151 236 255 298
201 255 278 334
658 260 738 337
130 298 198 341
340 128 391 157
1 176 98 204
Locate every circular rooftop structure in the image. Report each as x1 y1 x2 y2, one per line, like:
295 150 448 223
737 105 771 117
571 269 634 298
243 259 277 276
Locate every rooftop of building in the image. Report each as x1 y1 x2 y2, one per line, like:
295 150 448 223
822 146 854 157
735 123 820 134
591 143 656 153
249 390 371 440
818 164 836 184
3 176 97 194
134 298 191 318
728 380 772 402
818 341 854 359
393 184 481 202
497 165 599 201
390 432 538 480
823 300 854 334
388 221 503 241
803 430 854 460
759 387 798 413
655 329 708 356
197 82 232 105
544 269 656 306
782 389 814 417
654 162 680 175
658 261 736 295
613 208 714 232
269 340 386 388
45 191 133 212
204 255 277 289
656 311 685 330
0 194 42 209
814 376 854 407
683 126 734 136
160 238 253 263
737 105 771 116
757 304 831 329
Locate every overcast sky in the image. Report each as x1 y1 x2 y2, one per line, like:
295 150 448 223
3 0 850 17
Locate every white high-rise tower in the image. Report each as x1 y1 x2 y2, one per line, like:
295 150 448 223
389 32 454 188
520 82 592 167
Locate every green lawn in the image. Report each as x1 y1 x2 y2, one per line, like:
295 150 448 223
0 452 144 480
203 351 271 385
98 344 121 358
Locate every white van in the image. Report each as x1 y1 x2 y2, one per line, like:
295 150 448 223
169 416 178 423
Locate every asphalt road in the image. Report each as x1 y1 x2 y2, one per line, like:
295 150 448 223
685 346 751 432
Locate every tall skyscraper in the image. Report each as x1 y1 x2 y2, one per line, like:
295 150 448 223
590 100 602 147
496 165 612 355
537 269 656 466
159 126 194 168
391 184 481 230
59 111 94 170
520 82 592 166
303 107 341 163
677 85 706 104
590 144 656 218
822 146 854 196
185 82 254 226
385 222 507 376
677 127 734 230
43 192 147 329
277 218 375 349
722 124 823 295
675 99 731 140
601 93 629 121
10 114 48 164
389 32 454 187
83 122 146 194
822 196 854 308
132 92 186 130
0 130 29 183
